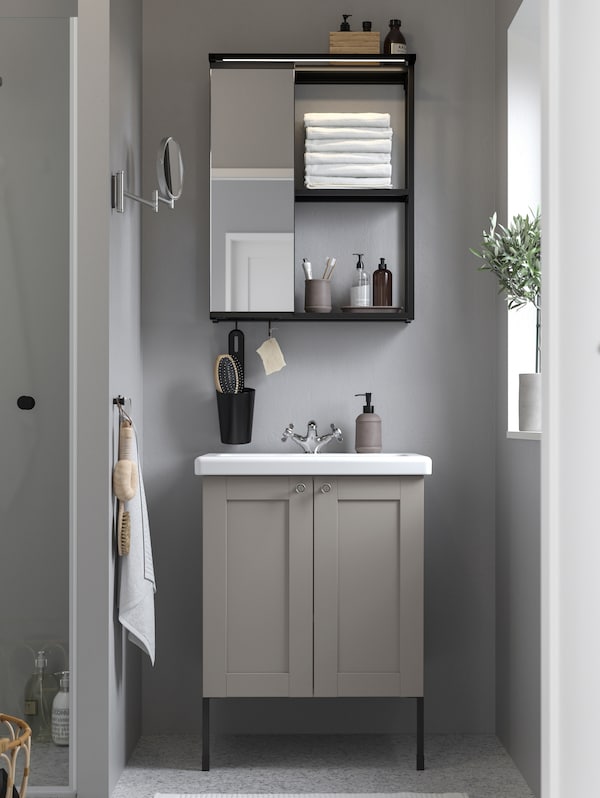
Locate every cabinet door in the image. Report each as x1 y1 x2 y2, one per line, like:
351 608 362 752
313 476 424 698
203 476 313 698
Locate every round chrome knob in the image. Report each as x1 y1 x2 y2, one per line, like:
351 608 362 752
295 483 306 494
320 483 332 494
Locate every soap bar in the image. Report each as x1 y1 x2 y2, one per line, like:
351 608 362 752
256 337 286 375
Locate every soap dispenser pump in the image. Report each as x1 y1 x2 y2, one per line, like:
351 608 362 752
23 650 59 742
373 257 393 306
354 392 382 453
51 670 70 746
351 253 371 307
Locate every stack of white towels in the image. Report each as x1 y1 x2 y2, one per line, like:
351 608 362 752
303 112 393 189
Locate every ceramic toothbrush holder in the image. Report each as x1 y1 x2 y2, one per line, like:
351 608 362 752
304 279 332 313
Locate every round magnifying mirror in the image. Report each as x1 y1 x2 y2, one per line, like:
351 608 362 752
157 136 184 201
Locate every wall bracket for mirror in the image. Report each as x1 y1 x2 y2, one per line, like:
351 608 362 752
111 136 183 214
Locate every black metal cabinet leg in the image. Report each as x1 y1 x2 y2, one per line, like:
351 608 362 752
416 696 424 770
202 697 210 771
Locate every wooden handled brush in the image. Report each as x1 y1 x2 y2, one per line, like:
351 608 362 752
112 420 137 556
214 353 242 393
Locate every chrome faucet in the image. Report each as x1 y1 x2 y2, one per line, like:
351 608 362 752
281 420 343 454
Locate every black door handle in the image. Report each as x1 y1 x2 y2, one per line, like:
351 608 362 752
17 396 35 410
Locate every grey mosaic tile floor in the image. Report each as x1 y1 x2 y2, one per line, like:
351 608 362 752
111 734 535 798
17 740 69 787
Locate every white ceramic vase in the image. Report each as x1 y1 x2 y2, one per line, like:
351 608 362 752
519 372 541 432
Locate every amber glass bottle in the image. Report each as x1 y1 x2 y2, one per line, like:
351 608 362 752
383 19 407 54
373 258 393 306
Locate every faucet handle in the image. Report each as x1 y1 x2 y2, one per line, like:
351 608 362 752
281 423 295 442
330 423 343 442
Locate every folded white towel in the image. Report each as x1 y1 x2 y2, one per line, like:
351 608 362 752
306 126 393 140
118 422 156 665
305 152 390 165
305 175 393 188
304 112 391 128
305 138 392 153
305 163 392 177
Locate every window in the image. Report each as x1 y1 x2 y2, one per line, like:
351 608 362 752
507 0 541 435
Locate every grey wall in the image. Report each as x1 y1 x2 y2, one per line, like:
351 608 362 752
75 2 144 795
494 0 541 795
141 0 497 735
109 0 143 779
76 2 112 795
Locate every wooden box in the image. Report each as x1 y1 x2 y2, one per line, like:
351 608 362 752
329 31 381 54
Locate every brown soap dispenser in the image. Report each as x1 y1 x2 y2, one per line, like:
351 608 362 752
355 392 382 453
373 257 393 306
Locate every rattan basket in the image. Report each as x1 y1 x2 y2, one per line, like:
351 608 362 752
0 714 31 798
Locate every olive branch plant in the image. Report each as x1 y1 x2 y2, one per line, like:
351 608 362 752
470 208 541 371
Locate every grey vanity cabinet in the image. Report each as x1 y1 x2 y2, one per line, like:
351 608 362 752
201 472 425 770
202 474 423 700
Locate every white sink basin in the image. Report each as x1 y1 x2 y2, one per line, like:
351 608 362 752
194 452 432 476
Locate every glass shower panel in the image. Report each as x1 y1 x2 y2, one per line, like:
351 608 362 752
0 15 72 790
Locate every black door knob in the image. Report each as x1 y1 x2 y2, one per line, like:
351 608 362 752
17 396 35 410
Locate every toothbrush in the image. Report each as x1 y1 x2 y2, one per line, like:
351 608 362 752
324 257 337 280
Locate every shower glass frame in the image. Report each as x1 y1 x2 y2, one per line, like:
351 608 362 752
0 9 77 797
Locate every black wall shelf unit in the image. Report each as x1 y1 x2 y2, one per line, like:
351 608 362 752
209 53 415 324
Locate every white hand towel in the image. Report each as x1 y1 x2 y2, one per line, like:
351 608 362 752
304 112 391 127
305 138 392 153
118 422 156 665
305 175 393 188
305 152 390 164
305 163 392 177
306 126 393 140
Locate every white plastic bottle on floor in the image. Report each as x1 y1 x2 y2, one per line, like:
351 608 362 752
51 670 70 746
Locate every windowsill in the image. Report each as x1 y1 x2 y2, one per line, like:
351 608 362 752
507 430 541 441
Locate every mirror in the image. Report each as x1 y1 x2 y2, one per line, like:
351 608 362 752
157 136 184 202
210 67 295 313
112 136 184 214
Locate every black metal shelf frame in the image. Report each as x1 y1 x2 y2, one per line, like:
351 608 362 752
210 311 412 323
209 53 415 323
295 188 409 202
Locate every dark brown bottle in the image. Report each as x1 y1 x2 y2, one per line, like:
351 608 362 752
373 258 393 306
383 19 407 54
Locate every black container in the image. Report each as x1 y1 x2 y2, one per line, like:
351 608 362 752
383 19 407 54
373 257 393 306
216 388 255 444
